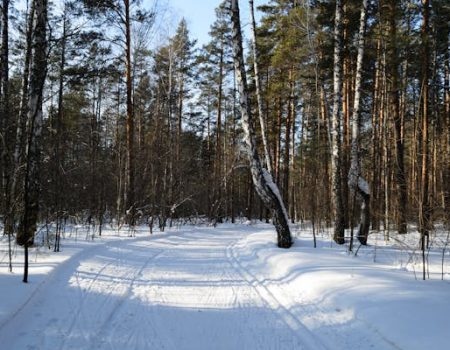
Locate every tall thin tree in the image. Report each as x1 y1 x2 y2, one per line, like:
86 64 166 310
230 0 292 248
419 0 430 280
387 0 408 234
1 0 12 271
331 0 345 244
124 0 135 226
16 0 49 283
249 0 272 174
348 0 370 245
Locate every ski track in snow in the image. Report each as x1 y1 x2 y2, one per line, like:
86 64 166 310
226 241 327 350
1 225 446 350
0 228 312 350
227 239 402 350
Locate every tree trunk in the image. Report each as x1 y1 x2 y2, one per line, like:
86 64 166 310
230 0 292 248
331 0 345 244
283 70 294 206
274 99 282 184
249 0 272 174
215 45 224 222
348 0 370 245
1 0 12 272
387 0 407 234
53 9 67 253
124 0 135 226
11 0 35 213
444 28 450 227
419 0 430 280
16 0 48 283
371 37 381 230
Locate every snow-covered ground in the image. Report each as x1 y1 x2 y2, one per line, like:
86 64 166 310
0 223 449 349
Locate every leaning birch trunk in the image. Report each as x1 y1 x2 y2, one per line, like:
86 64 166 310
230 0 292 248
16 0 48 283
348 0 370 245
331 0 345 244
249 0 272 174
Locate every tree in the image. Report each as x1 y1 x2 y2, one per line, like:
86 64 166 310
419 0 430 280
1 0 12 271
82 0 155 226
230 0 292 248
348 0 370 246
331 0 345 244
249 0 272 174
386 0 407 234
16 0 49 283
124 0 135 226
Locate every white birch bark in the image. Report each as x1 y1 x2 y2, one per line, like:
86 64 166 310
348 0 370 245
331 0 345 244
249 0 272 174
16 0 48 283
230 0 292 248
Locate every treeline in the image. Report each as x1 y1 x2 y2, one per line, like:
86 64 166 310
0 0 449 254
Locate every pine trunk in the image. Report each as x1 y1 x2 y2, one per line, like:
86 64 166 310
419 0 430 280
125 0 135 226
1 0 12 238
387 0 408 234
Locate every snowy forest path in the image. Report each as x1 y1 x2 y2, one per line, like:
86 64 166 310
0 226 313 350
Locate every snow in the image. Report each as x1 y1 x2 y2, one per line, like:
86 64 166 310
1 223 449 349
262 168 289 223
348 167 369 196
357 177 369 195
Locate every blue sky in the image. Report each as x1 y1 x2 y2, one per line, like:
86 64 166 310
15 0 265 48
167 0 266 46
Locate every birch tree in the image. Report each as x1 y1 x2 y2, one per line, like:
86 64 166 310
249 0 272 174
230 0 292 248
348 0 370 245
331 0 345 244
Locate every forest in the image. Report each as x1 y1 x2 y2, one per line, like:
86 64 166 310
0 0 449 277
0 1 449 349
